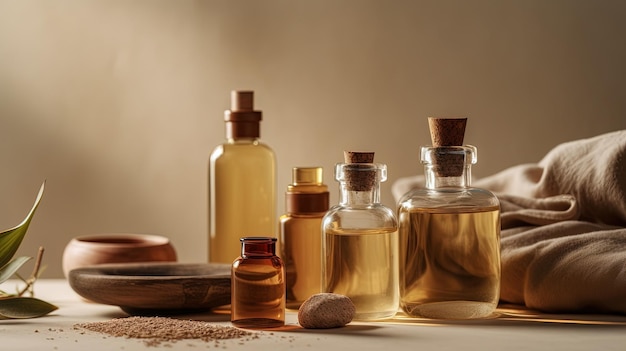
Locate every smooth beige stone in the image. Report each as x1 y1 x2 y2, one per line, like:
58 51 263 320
298 293 356 329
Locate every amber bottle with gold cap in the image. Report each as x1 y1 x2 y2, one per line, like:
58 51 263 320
397 117 501 319
279 167 329 309
209 91 276 264
322 151 399 320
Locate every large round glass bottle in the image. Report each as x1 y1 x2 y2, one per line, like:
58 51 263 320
398 145 501 319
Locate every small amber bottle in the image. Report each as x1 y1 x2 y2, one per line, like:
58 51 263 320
231 237 285 328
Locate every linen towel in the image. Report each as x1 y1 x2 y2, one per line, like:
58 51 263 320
392 130 626 314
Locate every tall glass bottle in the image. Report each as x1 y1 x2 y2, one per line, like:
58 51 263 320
397 117 501 319
209 91 276 264
322 151 399 320
279 167 329 309
231 237 285 328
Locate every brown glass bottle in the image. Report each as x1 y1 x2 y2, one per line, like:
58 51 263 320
231 237 285 328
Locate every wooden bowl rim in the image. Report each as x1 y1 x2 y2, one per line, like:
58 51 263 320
69 262 231 280
69 233 172 248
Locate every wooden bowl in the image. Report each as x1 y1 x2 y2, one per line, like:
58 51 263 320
62 233 177 278
68 262 231 315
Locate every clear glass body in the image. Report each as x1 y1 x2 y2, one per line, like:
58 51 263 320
209 138 276 264
397 146 501 319
231 237 285 328
322 163 400 320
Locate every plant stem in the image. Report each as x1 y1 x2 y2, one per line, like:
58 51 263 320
17 247 44 297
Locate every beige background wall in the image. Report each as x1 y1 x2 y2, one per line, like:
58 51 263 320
1 0 625 278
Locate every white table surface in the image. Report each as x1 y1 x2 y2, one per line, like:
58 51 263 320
1 279 626 351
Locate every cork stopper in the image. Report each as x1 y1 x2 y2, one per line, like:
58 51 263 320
427 117 467 177
224 90 262 139
428 117 466 146
343 151 376 191
344 151 375 164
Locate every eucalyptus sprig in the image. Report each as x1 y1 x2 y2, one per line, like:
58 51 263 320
0 182 57 319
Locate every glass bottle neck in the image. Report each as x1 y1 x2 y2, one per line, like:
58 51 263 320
424 164 472 189
339 183 380 206
240 237 276 257
421 145 477 190
334 162 386 206
227 137 259 144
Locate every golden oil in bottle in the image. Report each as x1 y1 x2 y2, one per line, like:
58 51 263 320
399 206 500 319
324 227 399 319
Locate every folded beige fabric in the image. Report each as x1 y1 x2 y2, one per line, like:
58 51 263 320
474 130 626 226
497 194 579 229
500 220 626 314
392 130 626 314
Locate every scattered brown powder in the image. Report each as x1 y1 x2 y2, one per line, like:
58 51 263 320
74 316 257 347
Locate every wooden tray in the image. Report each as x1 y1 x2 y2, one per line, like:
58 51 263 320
68 262 231 315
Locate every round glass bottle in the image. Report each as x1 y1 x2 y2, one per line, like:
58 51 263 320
398 145 501 319
231 237 285 328
322 152 399 320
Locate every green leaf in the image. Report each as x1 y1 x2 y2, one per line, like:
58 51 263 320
0 182 45 268
0 296 57 319
0 256 32 285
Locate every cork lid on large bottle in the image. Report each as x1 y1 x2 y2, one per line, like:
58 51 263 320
427 117 467 177
224 90 262 139
428 117 466 147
